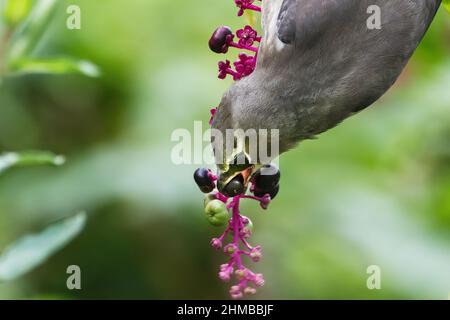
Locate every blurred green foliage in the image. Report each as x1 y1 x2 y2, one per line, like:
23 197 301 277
0 0 449 299
0 151 64 174
0 212 85 281
444 0 450 14
1 0 99 78
3 0 33 27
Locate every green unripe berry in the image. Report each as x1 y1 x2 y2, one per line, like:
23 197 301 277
203 194 217 207
204 200 230 227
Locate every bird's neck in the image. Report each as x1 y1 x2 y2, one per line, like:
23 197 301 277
229 74 310 154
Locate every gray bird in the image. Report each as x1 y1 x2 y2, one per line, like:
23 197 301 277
212 0 442 195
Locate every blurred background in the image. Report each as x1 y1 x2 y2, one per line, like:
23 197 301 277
0 0 449 299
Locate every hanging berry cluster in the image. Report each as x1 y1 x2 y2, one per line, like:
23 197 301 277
208 0 262 125
194 163 281 299
194 1 282 299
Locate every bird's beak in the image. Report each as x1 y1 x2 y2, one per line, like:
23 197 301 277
216 152 256 196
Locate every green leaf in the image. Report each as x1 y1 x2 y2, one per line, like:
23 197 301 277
0 212 86 281
7 0 60 59
9 57 101 77
3 0 33 27
0 151 65 174
444 0 450 14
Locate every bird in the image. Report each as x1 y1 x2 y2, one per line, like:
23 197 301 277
211 0 442 195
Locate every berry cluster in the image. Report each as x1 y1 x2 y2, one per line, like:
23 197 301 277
194 165 281 299
208 1 262 134
210 25 261 82
210 25 260 82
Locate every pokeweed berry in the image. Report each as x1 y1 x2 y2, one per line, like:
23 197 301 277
209 23 260 81
222 174 246 198
254 183 280 200
209 26 260 55
204 193 217 207
204 199 230 227
253 164 281 190
194 168 216 193
209 26 233 54
252 164 281 200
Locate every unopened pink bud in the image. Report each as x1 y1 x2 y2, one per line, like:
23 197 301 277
254 273 265 287
250 246 262 262
219 271 231 282
231 292 243 299
244 287 257 295
220 264 229 271
210 238 222 250
229 285 243 298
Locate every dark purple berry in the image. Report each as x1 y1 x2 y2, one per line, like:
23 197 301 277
252 164 280 190
254 184 280 200
209 26 233 54
194 168 215 193
222 174 245 198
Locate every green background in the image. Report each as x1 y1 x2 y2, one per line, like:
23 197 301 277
0 0 449 299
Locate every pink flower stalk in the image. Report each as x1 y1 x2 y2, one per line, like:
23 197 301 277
209 25 260 81
235 0 262 17
211 194 270 298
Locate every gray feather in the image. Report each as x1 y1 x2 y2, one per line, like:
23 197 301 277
277 0 297 44
213 0 442 157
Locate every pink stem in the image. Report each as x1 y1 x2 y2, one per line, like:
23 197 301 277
215 192 228 203
225 68 241 80
243 4 261 12
218 225 232 241
231 197 243 269
208 170 218 181
241 238 254 250
240 194 264 202
229 42 259 53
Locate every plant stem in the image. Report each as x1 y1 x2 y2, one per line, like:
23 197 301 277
0 28 13 77
231 197 243 269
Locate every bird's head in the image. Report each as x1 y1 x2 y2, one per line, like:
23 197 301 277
210 82 283 197
210 93 252 196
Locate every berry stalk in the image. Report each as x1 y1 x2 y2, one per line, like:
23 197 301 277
195 0 279 300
